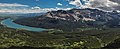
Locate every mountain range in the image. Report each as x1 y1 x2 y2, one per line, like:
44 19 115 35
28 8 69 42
14 8 120 31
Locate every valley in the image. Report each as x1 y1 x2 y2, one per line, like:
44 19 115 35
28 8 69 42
0 8 120 49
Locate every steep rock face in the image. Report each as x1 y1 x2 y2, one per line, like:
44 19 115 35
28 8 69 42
44 9 96 21
14 8 120 30
43 8 120 22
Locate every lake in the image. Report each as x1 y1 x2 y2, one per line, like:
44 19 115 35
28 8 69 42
1 18 46 32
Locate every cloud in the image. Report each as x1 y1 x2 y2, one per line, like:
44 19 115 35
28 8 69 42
67 0 120 11
68 0 89 7
0 5 72 14
88 0 119 7
0 3 28 7
0 3 73 14
31 6 40 9
110 0 120 4
69 0 81 7
57 3 63 6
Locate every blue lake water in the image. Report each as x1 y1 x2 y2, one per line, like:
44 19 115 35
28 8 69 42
1 19 46 32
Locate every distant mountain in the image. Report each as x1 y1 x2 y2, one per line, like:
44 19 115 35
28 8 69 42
14 8 120 31
0 13 45 20
0 13 44 17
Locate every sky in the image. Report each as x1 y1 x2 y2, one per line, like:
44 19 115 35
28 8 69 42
0 0 76 8
0 0 119 13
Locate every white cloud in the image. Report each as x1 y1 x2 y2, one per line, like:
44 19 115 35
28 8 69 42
0 3 72 14
87 0 119 8
67 0 120 11
31 6 40 9
85 0 120 11
0 6 72 14
69 0 81 7
68 0 119 7
0 3 28 7
57 3 63 6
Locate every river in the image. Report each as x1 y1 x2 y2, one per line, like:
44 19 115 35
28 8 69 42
1 18 46 32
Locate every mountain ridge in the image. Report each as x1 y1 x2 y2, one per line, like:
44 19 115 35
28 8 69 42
14 8 120 31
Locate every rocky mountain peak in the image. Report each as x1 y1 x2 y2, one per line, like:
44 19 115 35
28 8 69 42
43 8 100 22
14 8 120 30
